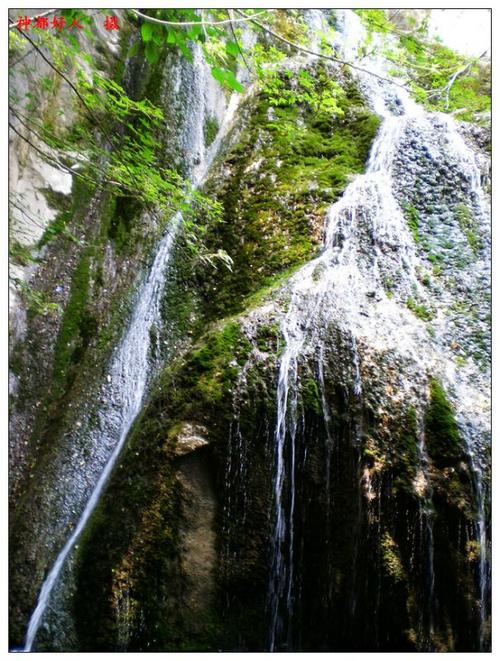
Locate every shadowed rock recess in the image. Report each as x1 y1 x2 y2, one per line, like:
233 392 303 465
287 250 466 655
9 9 490 653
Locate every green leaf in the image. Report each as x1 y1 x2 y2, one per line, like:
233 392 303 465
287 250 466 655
186 25 202 40
211 67 244 93
211 66 227 86
225 40 240 58
145 41 160 64
141 22 153 42
224 70 245 93
152 25 163 45
127 40 140 58
67 34 80 51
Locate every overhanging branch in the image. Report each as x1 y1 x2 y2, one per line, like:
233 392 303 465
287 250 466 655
234 9 411 92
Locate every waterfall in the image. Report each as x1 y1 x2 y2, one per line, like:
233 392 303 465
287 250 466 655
22 47 238 652
23 223 178 652
266 9 489 651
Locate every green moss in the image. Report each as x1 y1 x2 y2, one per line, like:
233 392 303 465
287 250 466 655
242 263 304 310
393 406 419 493
197 65 380 320
424 379 462 468
38 178 92 249
204 116 219 147
406 297 434 321
51 250 95 395
188 321 252 402
302 378 321 415
9 240 38 267
255 323 280 353
12 278 60 318
70 316 262 649
403 203 421 244
382 275 395 295
72 404 186 651
381 531 406 582
95 286 134 354
40 187 71 212
150 318 253 428
456 203 481 256
94 192 144 253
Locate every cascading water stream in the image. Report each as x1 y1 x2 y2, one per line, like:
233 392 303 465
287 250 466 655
23 224 177 652
268 42 417 655
267 9 489 651
22 47 238 652
461 426 490 648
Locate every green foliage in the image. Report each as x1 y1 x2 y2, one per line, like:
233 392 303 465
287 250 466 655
356 9 490 121
211 66 244 93
130 8 490 123
403 203 420 243
409 43 490 120
133 8 322 100
203 116 219 147
9 241 38 267
10 19 222 258
424 378 462 468
133 9 246 92
51 251 94 393
257 65 346 116
76 70 221 235
456 203 481 256
406 297 434 321
9 30 28 55
356 9 393 34
11 278 60 316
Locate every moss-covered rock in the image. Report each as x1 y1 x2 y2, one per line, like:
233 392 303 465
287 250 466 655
424 379 462 468
195 63 380 321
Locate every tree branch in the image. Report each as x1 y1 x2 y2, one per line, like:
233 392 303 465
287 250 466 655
9 122 121 190
14 27 164 205
426 51 487 106
9 106 115 181
131 8 274 28
234 9 411 92
16 29 110 137
226 9 253 74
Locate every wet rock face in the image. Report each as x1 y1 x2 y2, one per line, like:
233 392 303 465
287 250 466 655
8 38 233 650
207 42 489 650
212 324 485 652
10 9 490 655
392 114 490 368
174 422 210 456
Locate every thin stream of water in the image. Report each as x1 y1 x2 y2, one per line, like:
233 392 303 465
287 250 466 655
22 48 238 652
